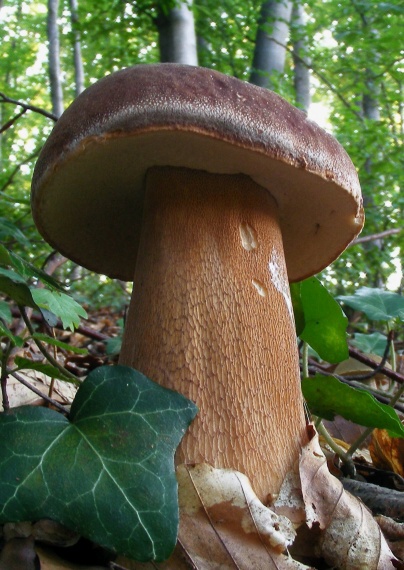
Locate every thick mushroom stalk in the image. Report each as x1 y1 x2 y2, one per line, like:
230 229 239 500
120 166 307 500
31 63 364 503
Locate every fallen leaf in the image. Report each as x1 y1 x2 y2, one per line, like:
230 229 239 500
0 536 39 570
117 463 311 569
370 428 404 477
300 427 398 569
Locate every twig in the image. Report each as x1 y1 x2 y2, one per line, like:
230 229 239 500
265 37 364 122
18 305 80 384
0 108 27 134
0 92 58 122
11 371 70 414
349 347 404 385
351 228 402 245
11 306 110 342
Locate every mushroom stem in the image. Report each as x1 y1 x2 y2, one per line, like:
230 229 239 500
119 166 308 500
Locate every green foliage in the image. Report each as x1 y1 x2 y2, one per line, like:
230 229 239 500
31 288 87 332
351 332 388 357
292 277 349 363
0 365 198 562
338 287 404 324
302 374 404 438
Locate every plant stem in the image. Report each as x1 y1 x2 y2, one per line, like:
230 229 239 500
18 305 80 384
11 371 70 413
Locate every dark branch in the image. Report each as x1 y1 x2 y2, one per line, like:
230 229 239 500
0 92 58 122
351 228 402 245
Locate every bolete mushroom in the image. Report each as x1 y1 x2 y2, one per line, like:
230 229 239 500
31 63 364 501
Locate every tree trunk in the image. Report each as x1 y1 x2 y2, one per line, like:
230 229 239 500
250 0 293 89
291 0 311 113
47 0 64 117
69 0 85 96
156 1 198 65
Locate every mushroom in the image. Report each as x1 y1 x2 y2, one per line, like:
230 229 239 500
31 63 364 501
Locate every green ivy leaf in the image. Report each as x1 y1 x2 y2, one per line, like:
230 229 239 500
302 374 404 438
0 365 198 561
299 277 349 363
338 287 404 322
351 332 388 358
31 289 87 331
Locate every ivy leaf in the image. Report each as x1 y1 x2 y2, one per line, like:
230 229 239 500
299 277 349 363
31 288 87 331
351 332 388 358
0 365 198 562
302 375 404 438
338 287 404 322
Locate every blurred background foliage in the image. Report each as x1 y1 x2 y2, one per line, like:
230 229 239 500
0 0 402 312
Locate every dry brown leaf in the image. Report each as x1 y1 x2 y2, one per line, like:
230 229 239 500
369 428 404 478
176 463 308 569
0 369 77 411
300 427 399 569
117 463 312 569
375 516 404 562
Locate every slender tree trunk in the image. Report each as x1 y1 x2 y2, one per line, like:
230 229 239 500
156 1 198 65
69 0 85 96
250 0 293 89
291 0 310 113
47 0 64 117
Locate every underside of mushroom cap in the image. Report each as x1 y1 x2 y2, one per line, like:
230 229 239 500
31 63 364 282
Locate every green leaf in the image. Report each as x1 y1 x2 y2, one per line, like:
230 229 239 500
0 300 12 324
0 244 12 266
33 333 88 355
0 322 24 347
0 365 198 561
31 289 87 331
302 375 404 438
351 332 388 358
338 287 404 323
299 277 349 363
0 274 38 308
0 245 64 292
13 356 71 381
106 336 122 356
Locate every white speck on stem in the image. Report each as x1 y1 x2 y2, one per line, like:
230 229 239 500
268 249 294 319
252 279 268 297
239 222 258 251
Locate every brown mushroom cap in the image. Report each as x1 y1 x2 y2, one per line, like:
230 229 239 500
31 63 364 282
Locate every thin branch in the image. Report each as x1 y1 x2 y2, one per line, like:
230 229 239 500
18 305 80 383
0 108 27 134
11 371 70 413
351 228 402 245
267 37 364 122
0 150 40 194
0 92 58 122
349 346 404 385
